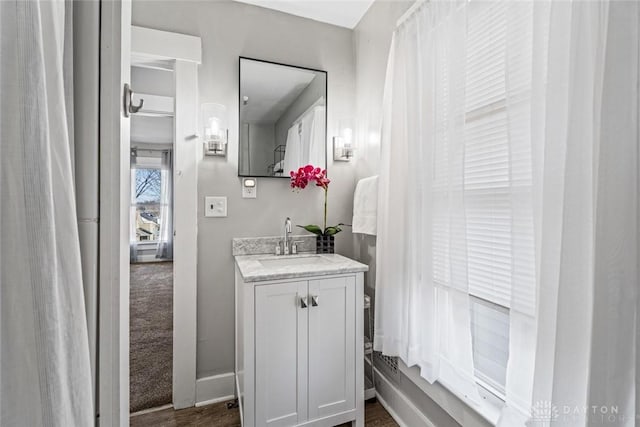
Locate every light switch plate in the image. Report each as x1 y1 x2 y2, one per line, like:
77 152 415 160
205 196 227 217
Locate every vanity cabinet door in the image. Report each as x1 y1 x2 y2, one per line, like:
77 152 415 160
307 276 356 420
255 281 308 426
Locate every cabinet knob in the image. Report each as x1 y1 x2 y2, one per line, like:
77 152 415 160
300 296 308 309
311 295 319 307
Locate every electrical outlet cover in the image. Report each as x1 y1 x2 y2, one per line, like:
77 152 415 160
205 196 227 217
242 178 257 199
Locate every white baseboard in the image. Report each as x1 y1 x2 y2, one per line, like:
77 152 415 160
130 403 173 417
373 367 436 427
195 372 236 407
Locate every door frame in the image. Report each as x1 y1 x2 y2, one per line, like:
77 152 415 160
131 25 202 411
99 1 131 424
99 8 202 424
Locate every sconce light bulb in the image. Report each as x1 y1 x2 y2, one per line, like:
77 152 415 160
209 117 221 135
343 128 353 146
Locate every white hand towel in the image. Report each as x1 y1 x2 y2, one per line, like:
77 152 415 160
283 124 301 175
352 176 378 235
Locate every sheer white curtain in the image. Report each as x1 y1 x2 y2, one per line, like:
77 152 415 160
375 0 481 404
308 106 326 167
377 0 639 425
527 1 640 425
130 153 139 263
156 150 173 260
0 0 93 425
502 1 640 424
283 124 302 174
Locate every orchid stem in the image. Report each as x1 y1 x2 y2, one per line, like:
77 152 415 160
323 188 328 234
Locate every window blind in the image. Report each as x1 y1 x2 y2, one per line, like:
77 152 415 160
464 1 535 311
429 1 536 390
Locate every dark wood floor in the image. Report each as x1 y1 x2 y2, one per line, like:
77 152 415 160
130 399 398 427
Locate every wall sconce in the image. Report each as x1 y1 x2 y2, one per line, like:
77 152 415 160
202 103 228 157
333 120 355 161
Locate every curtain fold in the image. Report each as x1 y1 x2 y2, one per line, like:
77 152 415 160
283 103 325 174
530 2 639 425
375 0 481 406
130 152 139 263
156 150 173 260
283 123 301 174
308 106 326 167
0 0 93 425
497 1 544 424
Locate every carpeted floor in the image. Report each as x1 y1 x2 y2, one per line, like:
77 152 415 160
130 261 173 413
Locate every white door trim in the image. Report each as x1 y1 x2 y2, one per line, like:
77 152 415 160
131 26 201 63
99 16 202 426
130 26 202 409
171 59 199 408
99 1 131 425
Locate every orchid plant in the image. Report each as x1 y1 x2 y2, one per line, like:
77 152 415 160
290 164 344 236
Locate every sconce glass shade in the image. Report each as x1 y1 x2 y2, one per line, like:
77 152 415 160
333 119 355 161
202 103 228 156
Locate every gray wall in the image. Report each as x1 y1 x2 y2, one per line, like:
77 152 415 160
131 65 174 97
247 122 276 176
353 0 412 181
132 0 357 378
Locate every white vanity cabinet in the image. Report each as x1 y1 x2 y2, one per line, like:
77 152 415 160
234 253 366 427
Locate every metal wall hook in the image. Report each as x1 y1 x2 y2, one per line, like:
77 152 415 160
123 83 144 117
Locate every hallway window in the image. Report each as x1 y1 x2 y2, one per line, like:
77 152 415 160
130 148 173 262
135 167 162 242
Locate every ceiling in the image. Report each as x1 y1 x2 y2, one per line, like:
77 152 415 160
241 59 319 123
232 0 375 29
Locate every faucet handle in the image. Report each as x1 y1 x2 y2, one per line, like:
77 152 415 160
291 240 304 255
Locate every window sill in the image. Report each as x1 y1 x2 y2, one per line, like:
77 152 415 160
475 382 504 425
137 241 159 248
398 360 503 426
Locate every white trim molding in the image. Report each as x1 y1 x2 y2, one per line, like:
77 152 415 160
99 0 131 425
398 361 499 426
172 58 200 409
131 26 202 64
373 367 435 427
195 373 236 407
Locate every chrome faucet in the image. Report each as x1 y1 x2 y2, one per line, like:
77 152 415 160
283 217 292 255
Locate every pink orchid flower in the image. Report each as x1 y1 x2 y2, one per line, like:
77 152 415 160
289 165 339 236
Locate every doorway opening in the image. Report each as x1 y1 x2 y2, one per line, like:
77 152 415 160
128 61 175 413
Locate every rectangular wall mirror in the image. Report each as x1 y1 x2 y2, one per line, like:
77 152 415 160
239 57 327 178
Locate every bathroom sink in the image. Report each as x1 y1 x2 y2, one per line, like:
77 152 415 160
258 255 332 268
234 248 368 282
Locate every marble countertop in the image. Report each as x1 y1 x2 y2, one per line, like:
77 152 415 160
235 253 369 283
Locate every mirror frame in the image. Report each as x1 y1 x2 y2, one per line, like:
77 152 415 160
238 56 328 178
